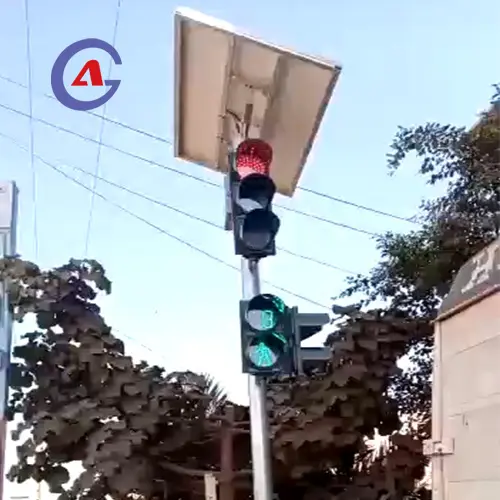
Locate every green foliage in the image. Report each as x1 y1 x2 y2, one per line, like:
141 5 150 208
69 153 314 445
340 86 500 497
2 258 238 500
269 308 431 499
2 256 429 500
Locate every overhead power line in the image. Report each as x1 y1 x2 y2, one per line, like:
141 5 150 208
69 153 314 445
74 169 361 273
277 205 376 236
0 100 218 183
0 73 172 145
23 0 38 258
0 131 331 309
65 167 363 272
0 100 381 237
298 186 415 223
0 130 359 276
0 73 416 224
115 328 165 359
84 0 123 257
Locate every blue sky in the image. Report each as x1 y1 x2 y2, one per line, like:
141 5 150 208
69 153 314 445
0 0 499 496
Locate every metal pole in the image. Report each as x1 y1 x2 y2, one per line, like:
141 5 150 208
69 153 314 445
219 405 235 500
241 258 273 500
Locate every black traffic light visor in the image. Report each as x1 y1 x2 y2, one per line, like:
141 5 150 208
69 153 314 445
238 173 276 209
240 209 280 251
246 293 286 332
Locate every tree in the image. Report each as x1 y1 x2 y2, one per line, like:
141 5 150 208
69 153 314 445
3 257 250 500
3 257 429 500
269 307 431 499
340 86 500 494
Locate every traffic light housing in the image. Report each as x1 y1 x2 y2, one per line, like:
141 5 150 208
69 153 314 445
291 308 331 376
239 294 294 376
230 139 280 259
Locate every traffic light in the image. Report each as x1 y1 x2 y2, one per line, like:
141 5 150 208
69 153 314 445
230 139 280 259
239 293 294 376
291 308 331 375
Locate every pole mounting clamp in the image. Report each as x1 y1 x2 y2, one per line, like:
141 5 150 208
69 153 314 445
423 438 454 457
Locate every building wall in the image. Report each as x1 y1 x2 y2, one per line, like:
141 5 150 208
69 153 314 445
433 290 500 499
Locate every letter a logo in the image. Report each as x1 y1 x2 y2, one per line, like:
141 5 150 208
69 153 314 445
71 59 105 87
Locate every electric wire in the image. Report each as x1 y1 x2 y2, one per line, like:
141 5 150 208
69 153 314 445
23 0 38 257
0 100 379 237
0 73 173 145
116 328 163 358
0 73 415 224
298 186 415 223
278 205 377 236
63 166 362 274
0 131 330 309
84 0 123 256
1 130 359 275
0 100 218 185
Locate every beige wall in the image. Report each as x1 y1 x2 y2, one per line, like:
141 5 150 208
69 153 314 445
432 291 500 499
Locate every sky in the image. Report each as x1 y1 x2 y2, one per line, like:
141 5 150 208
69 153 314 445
0 0 499 498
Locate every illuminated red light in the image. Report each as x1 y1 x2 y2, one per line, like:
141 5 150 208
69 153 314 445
235 139 273 178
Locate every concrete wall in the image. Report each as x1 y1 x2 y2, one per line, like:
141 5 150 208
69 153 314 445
432 258 500 499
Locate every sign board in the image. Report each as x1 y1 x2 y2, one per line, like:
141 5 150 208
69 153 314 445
0 181 17 421
204 473 217 500
438 238 500 320
0 182 17 234
0 181 17 500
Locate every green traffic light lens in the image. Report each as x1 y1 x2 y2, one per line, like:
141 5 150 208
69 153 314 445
247 340 278 368
245 294 285 332
247 333 287 369
247 308 277 331
244 294 288 371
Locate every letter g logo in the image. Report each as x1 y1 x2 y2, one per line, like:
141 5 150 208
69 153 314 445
51 38 122 111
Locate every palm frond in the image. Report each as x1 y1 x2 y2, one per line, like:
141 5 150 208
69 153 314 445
200 372 228 415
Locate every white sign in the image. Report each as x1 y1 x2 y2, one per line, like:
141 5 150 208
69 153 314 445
204 473 217 500
0 182 17 232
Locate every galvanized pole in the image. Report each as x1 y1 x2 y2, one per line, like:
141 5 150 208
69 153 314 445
241 258 273 500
